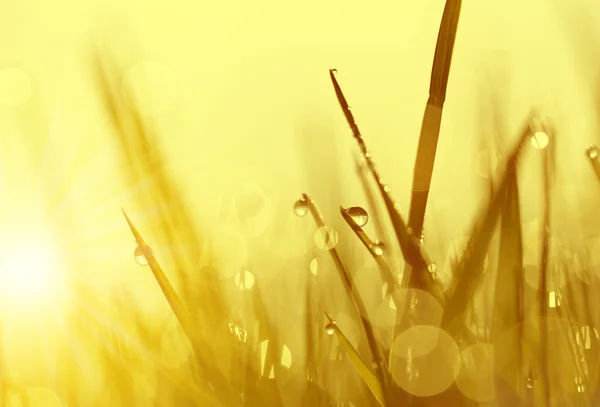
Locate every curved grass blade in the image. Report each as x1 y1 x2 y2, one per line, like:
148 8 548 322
407 0 463 238
302 194 389 402
324 313 385 407
442 113 537 331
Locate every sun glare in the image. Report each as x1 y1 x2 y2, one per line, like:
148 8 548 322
0 232 63 307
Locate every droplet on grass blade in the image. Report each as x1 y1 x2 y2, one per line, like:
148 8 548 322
134 245 149 266
531 131 549 149
293 198 309 217
314 226 338 250
325 322 336 335
331 68 338 74
347 206 369 227
587 145 599 159
372 241 384 256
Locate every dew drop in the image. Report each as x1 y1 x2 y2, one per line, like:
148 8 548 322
373 241 385 256
348 206 369 227
325 323 336 335
293 198 309 217
331 68 338 74
134 245 149 266
531 131 549 149
428 263 439 280
314 226 339 250
235 270 255 290
587 145 599 160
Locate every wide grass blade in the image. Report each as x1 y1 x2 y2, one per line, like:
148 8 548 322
408 0 462 238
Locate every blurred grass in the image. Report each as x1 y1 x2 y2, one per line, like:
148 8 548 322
0 1 599 406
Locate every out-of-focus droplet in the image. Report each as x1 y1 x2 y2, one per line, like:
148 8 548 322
314 226 338 250
347 206 369 227
234 270 255 290
293 198 309 217
134 245 148 266
587 145 599 160
531 131 549 149
427 263 439 280
325 323 336 335
391 326 460 397
281 345 292 368
309 258 318 276
455 343 495 402
372 241 384 256
331 68 338 74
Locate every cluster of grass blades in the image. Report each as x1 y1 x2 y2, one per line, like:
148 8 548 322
39 1 600 407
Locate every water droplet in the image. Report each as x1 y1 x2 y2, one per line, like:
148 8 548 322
428 263 439 280
325 323 336 335
331 68 338 74
309 258 319 276
347 206 369 227
134 245 149 266
235 270 255 290
531 131 549 149
372 241 385 256
293 198 309 217
314 226 339 250
587 145 599 159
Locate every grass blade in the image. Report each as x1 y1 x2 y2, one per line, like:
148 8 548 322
408 0 463 238
442 113 536 331
302 194 389 402
586 145 600 182
324 313 385 407
339 206 399 304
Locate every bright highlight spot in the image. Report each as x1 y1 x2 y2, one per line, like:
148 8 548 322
0 232 62 307
531 131 549 149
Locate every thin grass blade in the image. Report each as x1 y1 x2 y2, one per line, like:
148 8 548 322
324 313 385 407
302 194 389 401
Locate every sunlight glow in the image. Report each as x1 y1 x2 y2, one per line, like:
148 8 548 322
0 232 63 307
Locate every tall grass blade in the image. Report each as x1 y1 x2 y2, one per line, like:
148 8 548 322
408 0 462 238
